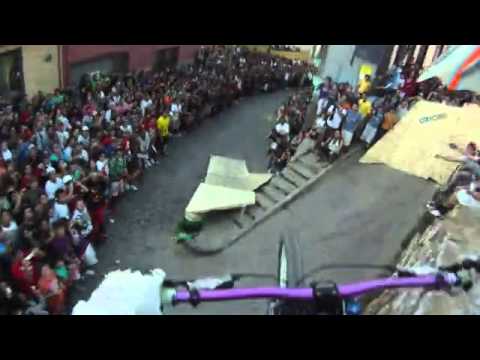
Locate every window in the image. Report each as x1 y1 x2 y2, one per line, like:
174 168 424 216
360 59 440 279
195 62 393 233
0 48 25 97
153 47 180 72
70 52 129 86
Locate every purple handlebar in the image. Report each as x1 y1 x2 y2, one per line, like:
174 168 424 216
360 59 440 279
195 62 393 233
174 275 450 303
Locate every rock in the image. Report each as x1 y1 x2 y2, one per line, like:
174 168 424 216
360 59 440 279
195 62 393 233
366 204 480 315
414 291 473 315
436 239 461 267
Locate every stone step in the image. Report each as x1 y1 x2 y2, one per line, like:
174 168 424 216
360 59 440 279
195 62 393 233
287 163 312 180
298 152 323 172
256 192 276 210
245 205 266 221
270 176 297 194
289 160 317 179
262 184 287 203
280 169 307 188
232 209 255 229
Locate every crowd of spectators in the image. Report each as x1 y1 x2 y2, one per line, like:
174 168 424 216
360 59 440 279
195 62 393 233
268 61 480 177
0 45 312 315
270 45 302 52
428 142 480 217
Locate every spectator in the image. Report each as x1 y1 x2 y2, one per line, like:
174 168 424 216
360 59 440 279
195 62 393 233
396 99 409 120
325 103 345 137
358 93 372 119
357 74 372 96
156 111 171 156
270 150 289 175
377 106 398 140
360 107 384 148
52 188 72 223
2 210 19 253
318 130 344 163
342 103 362 148
274 116 290 141
1 141 12 163
45 170 64 201
0 46 314 314
427 143 480 217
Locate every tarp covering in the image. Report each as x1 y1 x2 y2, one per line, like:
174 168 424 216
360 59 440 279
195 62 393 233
185 156 271 216
418 45 480 92
185 183 255 215
205 155 271 191
360 101 480 185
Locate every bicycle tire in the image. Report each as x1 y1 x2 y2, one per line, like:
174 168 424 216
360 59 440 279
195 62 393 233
277 232 304 289
267 232 304 315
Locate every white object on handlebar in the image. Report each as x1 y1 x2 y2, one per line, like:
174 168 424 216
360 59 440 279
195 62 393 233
396 265 438 276
72 269 166 315
187 275 234 291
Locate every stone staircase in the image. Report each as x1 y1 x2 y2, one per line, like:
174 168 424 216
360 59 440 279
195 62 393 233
232 151 326 230
182 146 361 255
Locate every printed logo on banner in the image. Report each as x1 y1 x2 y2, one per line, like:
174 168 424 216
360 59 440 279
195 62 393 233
419 113 447 124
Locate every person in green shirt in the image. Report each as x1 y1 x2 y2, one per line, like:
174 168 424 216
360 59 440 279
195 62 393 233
107 148 129 222
108 148 128 199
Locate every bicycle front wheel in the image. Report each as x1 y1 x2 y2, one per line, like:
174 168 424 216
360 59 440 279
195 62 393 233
277 233 303 289
267 232 304 315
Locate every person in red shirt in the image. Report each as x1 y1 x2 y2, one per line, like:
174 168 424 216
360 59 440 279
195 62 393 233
163 94 173 108
19 105 33 127
401 72 417 98
100 130 115 157
143 109 157 131
10 250 41 299
20 164 37 190
20 125 33 142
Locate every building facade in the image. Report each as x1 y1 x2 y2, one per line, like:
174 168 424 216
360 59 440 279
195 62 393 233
61 45 201 86
315 45 451 87
0 45 202 99
315 45 394 86
0 45 61 99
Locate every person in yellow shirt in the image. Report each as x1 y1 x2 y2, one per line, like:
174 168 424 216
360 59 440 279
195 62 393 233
156 112 171 155
356 94 373 141
358 94 372 119
357 74 372 96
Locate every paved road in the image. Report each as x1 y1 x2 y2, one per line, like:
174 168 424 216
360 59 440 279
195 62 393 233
71 91 436 315
70 90 290 312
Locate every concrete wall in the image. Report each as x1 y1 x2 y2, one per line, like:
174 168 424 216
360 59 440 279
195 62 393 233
321 45 393 86
321 45 358 85
0 45 60 98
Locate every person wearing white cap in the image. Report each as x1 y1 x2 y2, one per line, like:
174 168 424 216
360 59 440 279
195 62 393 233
77 126 90 146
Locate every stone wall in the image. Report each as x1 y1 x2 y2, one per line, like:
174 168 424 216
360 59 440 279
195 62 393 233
0 45 60 98
22 45 60 97
366 206 480 315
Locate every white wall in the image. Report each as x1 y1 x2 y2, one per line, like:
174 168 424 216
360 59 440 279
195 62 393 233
321 45 357 84
321 45 381 86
